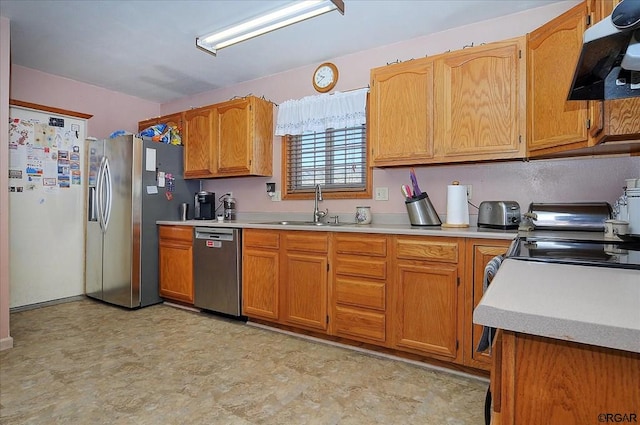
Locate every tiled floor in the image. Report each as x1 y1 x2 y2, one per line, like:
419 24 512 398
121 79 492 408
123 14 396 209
0 299 487 424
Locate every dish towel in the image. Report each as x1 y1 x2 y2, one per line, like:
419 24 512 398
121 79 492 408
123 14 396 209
476 254 504 353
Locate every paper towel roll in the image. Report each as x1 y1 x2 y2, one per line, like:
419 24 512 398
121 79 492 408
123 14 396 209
445 183 469 226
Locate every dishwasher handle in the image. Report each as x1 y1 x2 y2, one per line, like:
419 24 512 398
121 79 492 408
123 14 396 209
195 227 235 242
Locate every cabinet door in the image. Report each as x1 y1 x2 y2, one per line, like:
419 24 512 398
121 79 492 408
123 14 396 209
369 58 435 166
434 38 526 161
465 240 511 370
158 226 193 304
393 261 458 359
242 248 280 320
283 252 328 331
604 98 640 141
184 106 216 178
527 3 589 154
216 99 252 175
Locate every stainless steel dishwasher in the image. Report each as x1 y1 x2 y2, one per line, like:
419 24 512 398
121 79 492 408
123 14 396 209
193 227 242 317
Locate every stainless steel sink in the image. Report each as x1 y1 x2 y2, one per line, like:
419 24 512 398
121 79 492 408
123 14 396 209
253 220 354 227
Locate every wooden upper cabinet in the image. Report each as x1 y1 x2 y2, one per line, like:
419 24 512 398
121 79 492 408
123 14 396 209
183 96 273 179
527 3 590 154
183 105 216 178
369 57 435 167
215 96 273 177
434 37 526 161
603 98 640 141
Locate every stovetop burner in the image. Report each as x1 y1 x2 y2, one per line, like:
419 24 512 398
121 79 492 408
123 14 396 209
508 236 640 270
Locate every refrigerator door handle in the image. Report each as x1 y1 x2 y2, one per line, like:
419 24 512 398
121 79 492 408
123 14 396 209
96 156 106 232
88 187 98 221
103 157 113 232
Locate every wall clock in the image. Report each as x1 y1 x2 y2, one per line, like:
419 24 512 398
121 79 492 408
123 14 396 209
312 62 338 93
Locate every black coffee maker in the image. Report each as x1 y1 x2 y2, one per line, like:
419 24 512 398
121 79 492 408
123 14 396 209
194 191 215 220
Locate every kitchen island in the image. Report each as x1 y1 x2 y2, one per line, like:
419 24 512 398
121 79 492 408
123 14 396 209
474 259 640 425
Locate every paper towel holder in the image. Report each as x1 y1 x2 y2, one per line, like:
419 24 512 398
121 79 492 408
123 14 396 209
442 181 470 228
405 192 442 226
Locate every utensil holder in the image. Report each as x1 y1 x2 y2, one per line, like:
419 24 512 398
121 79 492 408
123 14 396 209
405 192 441 226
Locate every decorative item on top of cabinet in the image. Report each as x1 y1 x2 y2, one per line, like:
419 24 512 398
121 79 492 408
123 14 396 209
183 95 274 179
434 37 526 162
138 112 184 135
242 229 280 321
282 232 329 331
369 57 435 167
392 236 463 363
463 239 511 371
158 225 194 304
332 233 390 345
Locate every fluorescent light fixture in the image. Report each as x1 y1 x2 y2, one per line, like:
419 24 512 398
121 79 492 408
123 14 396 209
196 0 344 56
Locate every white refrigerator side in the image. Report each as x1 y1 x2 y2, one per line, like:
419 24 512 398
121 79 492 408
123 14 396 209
8 107 86 308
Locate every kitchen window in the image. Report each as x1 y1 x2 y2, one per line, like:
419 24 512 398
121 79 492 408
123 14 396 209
275 87 371 200
283 125 371 199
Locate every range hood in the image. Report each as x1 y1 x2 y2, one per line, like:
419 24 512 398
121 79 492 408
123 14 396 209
568 0 640 100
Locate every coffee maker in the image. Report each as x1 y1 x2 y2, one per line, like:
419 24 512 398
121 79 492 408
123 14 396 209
194 191 215 220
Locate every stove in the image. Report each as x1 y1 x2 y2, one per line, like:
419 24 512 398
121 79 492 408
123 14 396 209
507 236 640 270
505 202 640 270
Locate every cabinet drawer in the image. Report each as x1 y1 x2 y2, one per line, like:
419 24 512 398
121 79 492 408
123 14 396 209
285 232 328 253
158 225 193 243
334 306 386 343
335 235 387 257
335 277 385 310
395 237 458 263
244 230 280 249
335 257 386 280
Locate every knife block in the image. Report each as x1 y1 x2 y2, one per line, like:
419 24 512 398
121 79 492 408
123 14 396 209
405 192 441 226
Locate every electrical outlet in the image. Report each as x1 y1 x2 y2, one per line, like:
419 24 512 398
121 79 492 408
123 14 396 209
271 190 281 202
375 187 389 201
466 185 472 201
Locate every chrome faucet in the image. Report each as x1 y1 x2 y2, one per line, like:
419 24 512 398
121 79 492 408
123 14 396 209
313 184 328 223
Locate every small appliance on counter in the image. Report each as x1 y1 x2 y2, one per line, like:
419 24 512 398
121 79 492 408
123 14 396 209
477 201 521 229
194 191 215 220
222 193 237 221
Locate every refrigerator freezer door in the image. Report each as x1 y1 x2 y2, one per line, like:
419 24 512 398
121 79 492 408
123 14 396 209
85 139 105 301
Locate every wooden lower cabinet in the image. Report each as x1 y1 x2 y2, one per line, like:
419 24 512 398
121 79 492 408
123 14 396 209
282 232 329 331
392 236 462 362
242 229 329 332
464 239 512 371
158 225 194 304
242 229 280 320
332 234 389 344
493 330 640 425
242 230 512 373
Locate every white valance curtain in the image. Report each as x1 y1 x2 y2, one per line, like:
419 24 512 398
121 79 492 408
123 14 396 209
274 87 369 136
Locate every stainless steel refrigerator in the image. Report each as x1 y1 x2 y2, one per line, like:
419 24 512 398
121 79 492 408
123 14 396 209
85 135 199 308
